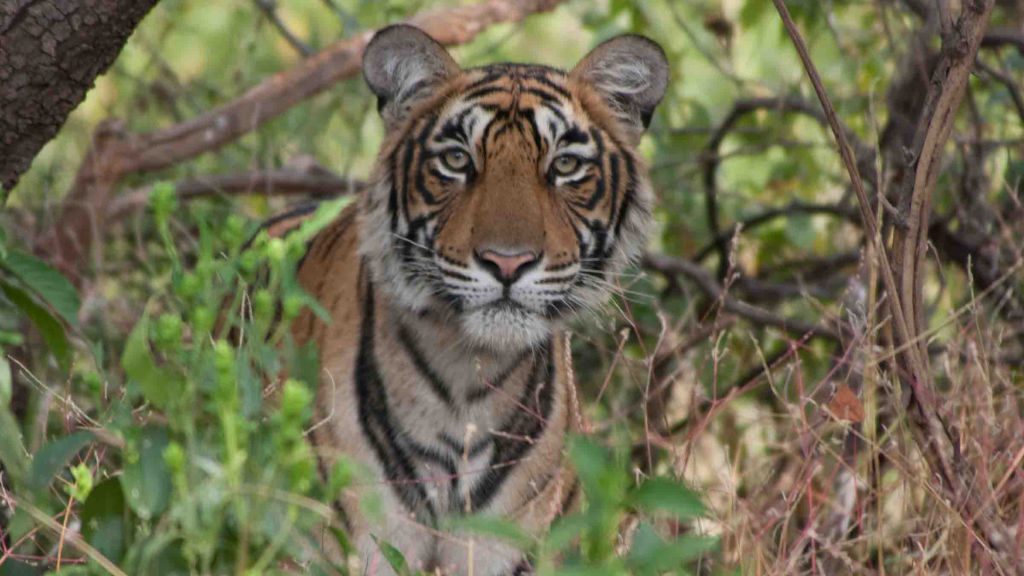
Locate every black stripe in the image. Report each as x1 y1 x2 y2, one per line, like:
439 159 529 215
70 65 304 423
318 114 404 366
397 323 455 407
439 432 493 460
541 102 566 124
465 73 505 92
582 128 606 210
522 87 559 104
399 140 415 225
315 209 356 261
464 85 510 101
510 558 533 576
406 438 458 475
465 348 532 404
241 203 319 250
607 152 620 215
469 342 556 509
355 275 437 524
525 73 571 99
559 479 580 514
612 153 639 239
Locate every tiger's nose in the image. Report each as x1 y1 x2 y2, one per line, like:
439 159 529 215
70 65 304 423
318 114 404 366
475 249 539 283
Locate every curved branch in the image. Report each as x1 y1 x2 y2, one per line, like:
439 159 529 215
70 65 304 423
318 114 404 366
701 97 875 274
105 169 363 221
981 27 1024 53
693 201 860 262
34 0 567 284
642 252 844 342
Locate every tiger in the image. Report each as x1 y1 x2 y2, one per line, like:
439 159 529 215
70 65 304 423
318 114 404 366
279 24 669 575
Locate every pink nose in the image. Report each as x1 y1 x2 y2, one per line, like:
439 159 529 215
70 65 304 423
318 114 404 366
476 250 538 282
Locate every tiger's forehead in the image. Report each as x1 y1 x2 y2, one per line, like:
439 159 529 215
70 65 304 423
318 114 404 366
427 64 593 154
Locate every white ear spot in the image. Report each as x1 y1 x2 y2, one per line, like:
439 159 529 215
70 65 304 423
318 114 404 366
591 60 652 97
363 24 461 129
569 34 669 142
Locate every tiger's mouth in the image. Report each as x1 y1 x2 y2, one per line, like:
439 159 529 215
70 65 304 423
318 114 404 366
459 298 553 350
429 257 594 349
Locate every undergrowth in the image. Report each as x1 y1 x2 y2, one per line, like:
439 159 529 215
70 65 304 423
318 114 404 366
0 185 719 575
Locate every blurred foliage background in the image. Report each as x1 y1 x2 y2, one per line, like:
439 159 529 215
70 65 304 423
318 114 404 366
2 0 1024 574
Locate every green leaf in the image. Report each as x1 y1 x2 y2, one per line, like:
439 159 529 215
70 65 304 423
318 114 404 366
1 250 80 329
0 403 29 487
291 196 355 244
81 478 127 564
121 313 182 409
121 427 171 520
569 436 611 494
551 564 622 576
371 535 410 576
328 525 354 556
627 522 717 573
629 478 705 520
29 430 93 493
543 511 591 552
0 355 10 405
0 559 40 576
1 281 71 370
446 515 534 549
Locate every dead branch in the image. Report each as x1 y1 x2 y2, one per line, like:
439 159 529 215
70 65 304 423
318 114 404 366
981 26 1024 52
105 169 362 222
701 96 875 275
253 0 315 58
693 201 860 262
34 0 567 285
642 252 844 342
774 0 1022 570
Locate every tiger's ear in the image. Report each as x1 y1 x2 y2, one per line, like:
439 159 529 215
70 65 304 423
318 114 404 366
363 24 461 130
570 35 669 144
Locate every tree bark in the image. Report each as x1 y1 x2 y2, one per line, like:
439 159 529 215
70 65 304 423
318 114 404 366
0 0 159 192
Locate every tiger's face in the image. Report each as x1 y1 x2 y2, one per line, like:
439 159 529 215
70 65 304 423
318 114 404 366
360 26 669 350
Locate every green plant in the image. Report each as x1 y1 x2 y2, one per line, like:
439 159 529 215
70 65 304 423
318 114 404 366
446 435 719 576
1 185 357 574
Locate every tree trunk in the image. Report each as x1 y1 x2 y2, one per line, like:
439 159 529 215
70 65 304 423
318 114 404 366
0 0 159 192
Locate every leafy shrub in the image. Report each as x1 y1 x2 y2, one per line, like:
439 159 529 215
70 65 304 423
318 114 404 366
0 185 718 575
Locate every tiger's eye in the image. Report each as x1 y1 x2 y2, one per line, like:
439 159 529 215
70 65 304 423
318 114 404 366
552 155 581 176
442 149 471 171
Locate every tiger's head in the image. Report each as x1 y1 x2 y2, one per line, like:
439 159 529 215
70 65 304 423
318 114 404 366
359 25 669 350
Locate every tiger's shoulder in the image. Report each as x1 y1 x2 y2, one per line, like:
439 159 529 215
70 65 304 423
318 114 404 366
246 202 364 342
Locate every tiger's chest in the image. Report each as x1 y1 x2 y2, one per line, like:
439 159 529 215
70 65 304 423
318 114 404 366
358 311 558 522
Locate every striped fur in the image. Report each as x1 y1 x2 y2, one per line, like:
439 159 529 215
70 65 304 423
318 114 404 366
278 26 668 575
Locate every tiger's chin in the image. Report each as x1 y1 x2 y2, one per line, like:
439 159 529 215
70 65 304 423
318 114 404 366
461 303 553 351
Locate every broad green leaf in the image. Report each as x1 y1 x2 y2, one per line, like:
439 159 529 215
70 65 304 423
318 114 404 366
446 515 534 549
371 535 410 576
568 436 610 494
121 427 171 520
0 404 29 487
81 478 127 564
551 564 622 576
329 525 354 556
629 477 705 520
291 195 355 244
1 250 80 329
0 559 39 576
542 511 592 553
627 522 718 573
121 313 182 409
1 281 71 370
0 355 10 405
29 430 93 493
124 533 189 576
